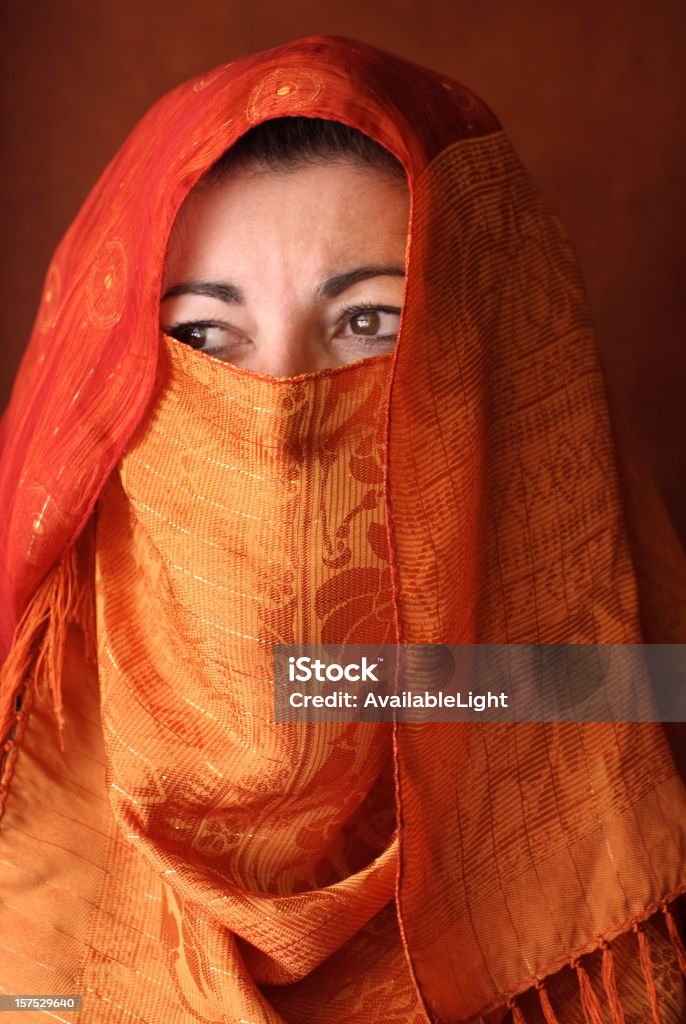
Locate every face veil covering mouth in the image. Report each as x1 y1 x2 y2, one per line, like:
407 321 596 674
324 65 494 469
88 334 407 1014
1 33 686 1024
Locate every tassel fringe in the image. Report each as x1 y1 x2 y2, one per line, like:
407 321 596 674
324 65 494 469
489 900 686 1023
635 923 661 1024
574 957 604 1024
663 900 686 975
536 981 561 1024
0 520 96 762
506 998 528 1024
30 543 81 746
600 941 625 1024
495 899 686 1024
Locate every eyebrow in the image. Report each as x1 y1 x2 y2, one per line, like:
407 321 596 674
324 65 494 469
316 265 405 300
160 265 405 305
161 281 243 304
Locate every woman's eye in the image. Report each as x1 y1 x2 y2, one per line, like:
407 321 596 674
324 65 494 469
350 310 382 335
338 306 401 345
164 322 231 353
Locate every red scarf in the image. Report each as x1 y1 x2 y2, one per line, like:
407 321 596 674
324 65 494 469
1 34 685 1023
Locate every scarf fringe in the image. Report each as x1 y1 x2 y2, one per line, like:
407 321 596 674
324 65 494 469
497 897 686 1024
600 941 625 1024
536 982 561 1024
73 517 97 666
0 520 96 767
635 923 661 1024
663 899 686 976
506 998 527 1024
574 957 604 1024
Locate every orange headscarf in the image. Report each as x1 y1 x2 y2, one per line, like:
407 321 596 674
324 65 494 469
1 34 685 1024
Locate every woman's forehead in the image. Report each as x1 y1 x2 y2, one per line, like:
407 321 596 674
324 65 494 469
163 161 410 290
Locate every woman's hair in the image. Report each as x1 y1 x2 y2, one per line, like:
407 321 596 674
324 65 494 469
203 116 406 183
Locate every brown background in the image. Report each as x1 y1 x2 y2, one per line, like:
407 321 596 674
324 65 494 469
1 0 684 538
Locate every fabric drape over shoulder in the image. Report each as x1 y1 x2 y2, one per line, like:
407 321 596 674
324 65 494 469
0 33 685 1024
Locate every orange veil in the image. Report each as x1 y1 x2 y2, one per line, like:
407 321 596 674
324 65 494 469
1 34 685 1024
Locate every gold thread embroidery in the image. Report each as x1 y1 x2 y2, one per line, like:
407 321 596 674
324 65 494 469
246 69 323 124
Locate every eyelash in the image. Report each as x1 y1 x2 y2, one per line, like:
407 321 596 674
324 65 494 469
167 320 230 350
335 302 401 340
165 303 402 351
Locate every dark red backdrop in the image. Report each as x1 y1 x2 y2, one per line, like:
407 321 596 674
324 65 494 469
1 0 684 537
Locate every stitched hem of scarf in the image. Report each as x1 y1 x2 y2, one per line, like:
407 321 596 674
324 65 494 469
0 683 33 819
486 886 686 1024
163 330 395 389
392 717 434 1024
0 517 96 818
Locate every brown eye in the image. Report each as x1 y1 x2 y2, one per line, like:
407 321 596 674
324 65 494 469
180 325 210 347
350 310 381 335
335 306 401 348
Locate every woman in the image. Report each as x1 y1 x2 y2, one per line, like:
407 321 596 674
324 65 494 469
0 34 685 1024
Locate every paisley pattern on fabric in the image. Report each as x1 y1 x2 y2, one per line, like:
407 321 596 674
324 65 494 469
246 68 324 123
86 238 128 329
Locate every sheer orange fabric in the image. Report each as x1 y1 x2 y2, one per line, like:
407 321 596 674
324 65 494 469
0 33 685 1024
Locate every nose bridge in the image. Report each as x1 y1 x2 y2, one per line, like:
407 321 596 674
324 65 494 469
252 316 323 378
244 251 320 376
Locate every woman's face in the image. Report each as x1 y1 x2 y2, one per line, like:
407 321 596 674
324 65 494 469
160 160 409 377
